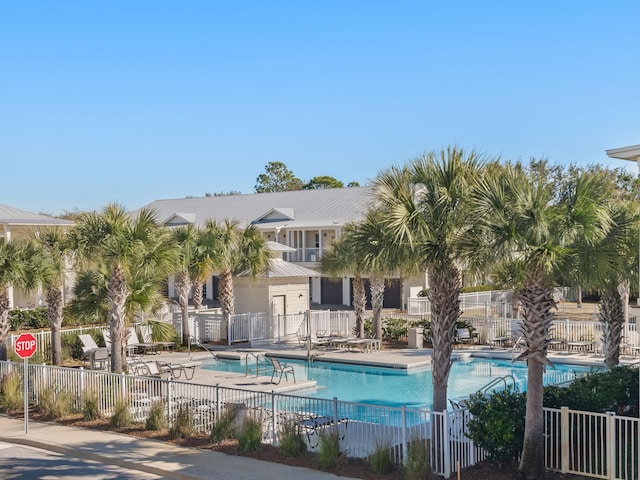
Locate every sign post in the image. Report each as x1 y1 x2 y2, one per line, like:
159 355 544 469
14 332 37 434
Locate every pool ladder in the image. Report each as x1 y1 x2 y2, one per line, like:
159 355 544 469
245 352 271 377
477 374 518 397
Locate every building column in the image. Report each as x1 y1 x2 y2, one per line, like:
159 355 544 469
5 227 13 308
311 277 321 303
342 277 351 307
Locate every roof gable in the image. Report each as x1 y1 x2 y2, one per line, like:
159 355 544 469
163 213 196 226
253 207 295 224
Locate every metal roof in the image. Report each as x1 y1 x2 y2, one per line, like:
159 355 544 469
0 204 73 226
238 259 322 278
135 187 375 229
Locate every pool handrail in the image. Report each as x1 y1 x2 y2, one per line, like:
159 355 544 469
477 374 517 397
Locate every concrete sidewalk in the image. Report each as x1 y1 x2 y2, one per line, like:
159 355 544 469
0 416 355 480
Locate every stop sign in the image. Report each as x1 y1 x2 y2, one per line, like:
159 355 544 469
15 333 37 359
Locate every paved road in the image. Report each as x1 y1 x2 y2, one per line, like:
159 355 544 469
0 440 161 479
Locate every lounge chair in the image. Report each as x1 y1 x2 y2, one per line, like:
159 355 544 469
297 413 348 449
139 324 175 351
126 327 158 355
128 358 199 380
156 360 200 380
78 334 109 370
268 357 295 385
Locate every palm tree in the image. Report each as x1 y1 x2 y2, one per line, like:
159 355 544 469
70 204 176 372
374 147 483 413
589 204 637 368
28 227 71 365
468 163 621 479
204 220 270 330
171 225 199 346
320 231 367 338
190 226 218 311
0 238 44 361
347 208 410 342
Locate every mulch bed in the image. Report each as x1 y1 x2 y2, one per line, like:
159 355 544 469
11 410 586 479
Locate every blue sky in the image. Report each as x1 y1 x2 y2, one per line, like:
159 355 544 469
1 1 639 215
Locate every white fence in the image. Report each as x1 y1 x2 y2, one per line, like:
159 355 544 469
1 359 637 479
7 326 104 361
0 360 476 478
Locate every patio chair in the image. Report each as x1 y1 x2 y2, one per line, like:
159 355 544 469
78 334 109 370
268 357 296 385
455 328 474 347
139 324 175 351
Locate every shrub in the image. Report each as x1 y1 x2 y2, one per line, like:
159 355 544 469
237 415 263 453
109 398 132 429
9 307 49 330
169 406 193 439
146 401 166 431
211 404 239 442
369 443 394 474
278 419 306 457
460 284 495 293
0 372 23 412
544 366 637 415
315 430 343 470
37 387 72 420
382 318 408 342
82 390 101 421
403 439 432 480
466 387 526 466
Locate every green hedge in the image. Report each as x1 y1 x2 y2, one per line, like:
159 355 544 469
9 308 49 330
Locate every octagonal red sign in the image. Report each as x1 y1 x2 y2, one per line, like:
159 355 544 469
15 333 37 359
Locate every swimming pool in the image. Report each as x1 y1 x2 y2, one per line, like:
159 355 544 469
202 356 596 410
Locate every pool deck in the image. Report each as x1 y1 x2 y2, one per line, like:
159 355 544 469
125 341 624 395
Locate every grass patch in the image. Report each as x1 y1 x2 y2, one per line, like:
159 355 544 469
109 397 132 429
37 386 72 420
0 372 23 412
211 404 239 443
146 401 166 431
316 430 343 470
278 419 307 457
237 415 263 453
169 406 193 440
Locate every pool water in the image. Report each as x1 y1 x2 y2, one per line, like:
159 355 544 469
202 356 596 410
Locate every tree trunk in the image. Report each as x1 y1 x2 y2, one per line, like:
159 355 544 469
192 278 203 310
517 269 555 480
576 285 582 308
429 262 461 413
353 275 366 338
175 272 191 347
370 275 385 342
0 288 10 361
46 285 64 366
600 288 624 369
518 357 546 480
107 265 128 372
219 270 235 340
